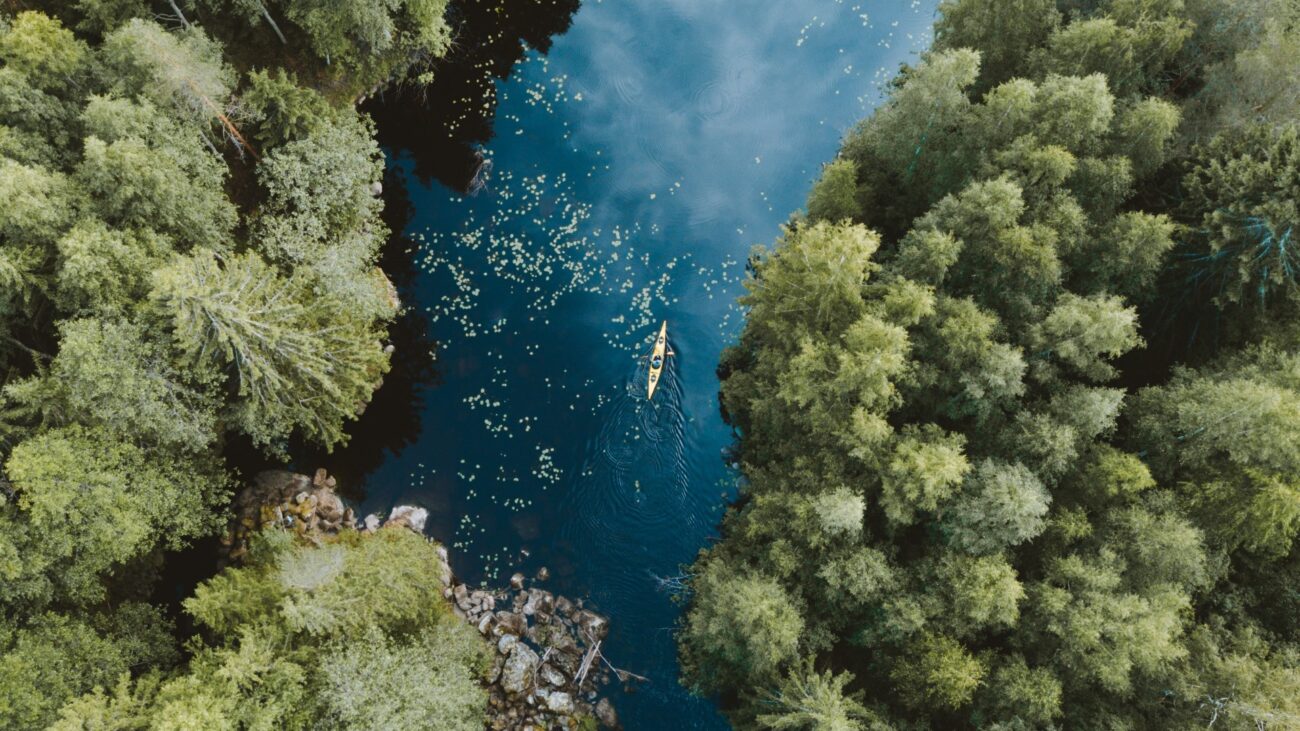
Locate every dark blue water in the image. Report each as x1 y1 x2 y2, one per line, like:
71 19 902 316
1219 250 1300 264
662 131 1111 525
366 2 936 727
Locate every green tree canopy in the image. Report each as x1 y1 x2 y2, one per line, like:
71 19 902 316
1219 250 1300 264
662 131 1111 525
0 9 453 729
50 528 489 731
0 426 228 607
680 1 1300 728
680 559 805 696
152 249 390 452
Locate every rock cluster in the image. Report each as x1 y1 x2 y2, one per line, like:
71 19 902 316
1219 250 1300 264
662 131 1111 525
224 470 628 729
222 469 436 563
221 468 355 562
449 568 625 731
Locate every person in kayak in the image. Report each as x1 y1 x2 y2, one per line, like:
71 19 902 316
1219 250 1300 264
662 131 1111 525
651 354 664 369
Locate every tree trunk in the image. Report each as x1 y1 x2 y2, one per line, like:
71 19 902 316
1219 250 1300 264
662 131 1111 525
258 3 289 45
167 0 192 28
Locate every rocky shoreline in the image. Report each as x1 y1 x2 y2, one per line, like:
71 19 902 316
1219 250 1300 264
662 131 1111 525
450 569 628 731
223 469 628 730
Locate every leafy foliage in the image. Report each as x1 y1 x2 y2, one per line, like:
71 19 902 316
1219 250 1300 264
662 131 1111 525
320 624 489 731
153 249 390 451
680 560 805 696
0 604 175 730
681 1 1300 728
52 528 490 731
186 0 452 96
0 6 452 728
754 660 879 731
0 426 229 608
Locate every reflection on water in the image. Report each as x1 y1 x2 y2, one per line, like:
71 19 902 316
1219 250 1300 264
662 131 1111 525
311 0 582 493
294 169 439 496
358 1 938 727
365 0 581 191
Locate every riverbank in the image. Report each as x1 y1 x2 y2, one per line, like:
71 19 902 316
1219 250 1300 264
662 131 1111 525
228 468 627 730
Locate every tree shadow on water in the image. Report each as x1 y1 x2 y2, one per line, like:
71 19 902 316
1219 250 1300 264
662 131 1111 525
363 0 582 192
307 0 583 497
291 168 441 502
155 0 585 639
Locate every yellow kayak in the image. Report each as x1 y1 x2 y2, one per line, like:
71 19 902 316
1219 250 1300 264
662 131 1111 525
647 321 670 400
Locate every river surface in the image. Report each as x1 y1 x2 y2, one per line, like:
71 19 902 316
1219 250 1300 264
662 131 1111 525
364 2 937 727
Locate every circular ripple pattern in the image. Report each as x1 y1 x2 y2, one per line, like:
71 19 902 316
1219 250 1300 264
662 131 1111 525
692 78 736 121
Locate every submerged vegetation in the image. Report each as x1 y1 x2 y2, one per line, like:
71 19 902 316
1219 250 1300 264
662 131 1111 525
680 0 1300 728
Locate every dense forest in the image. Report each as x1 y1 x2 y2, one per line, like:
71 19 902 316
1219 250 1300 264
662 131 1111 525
4 0 1300 728
0 1 506 728
680 0 1300 728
